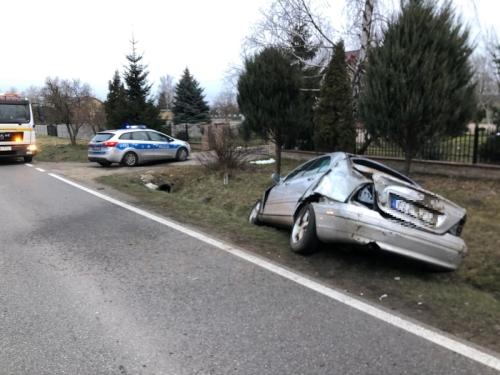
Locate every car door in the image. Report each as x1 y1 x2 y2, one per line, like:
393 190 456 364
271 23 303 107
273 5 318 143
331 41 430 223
263 160 316 218
131 131 155 161
147 131 175 160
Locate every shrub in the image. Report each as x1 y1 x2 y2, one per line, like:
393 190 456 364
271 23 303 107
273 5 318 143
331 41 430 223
478 135 500 164
196 126 247 174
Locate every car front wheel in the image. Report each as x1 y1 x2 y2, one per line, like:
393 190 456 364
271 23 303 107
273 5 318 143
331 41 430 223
290 204 319 255
176 147 188 161
122 152 138 167
248 199 263 225
23 156 33 163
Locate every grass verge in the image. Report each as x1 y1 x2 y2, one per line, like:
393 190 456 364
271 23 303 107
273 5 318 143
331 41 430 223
96 160 500 353
36 135 89 162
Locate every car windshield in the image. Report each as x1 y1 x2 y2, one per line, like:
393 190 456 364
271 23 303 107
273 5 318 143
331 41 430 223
0 103 30 124
92 133 114 142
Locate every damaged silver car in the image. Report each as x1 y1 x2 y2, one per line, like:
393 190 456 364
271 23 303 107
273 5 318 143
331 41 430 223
248 152 467 271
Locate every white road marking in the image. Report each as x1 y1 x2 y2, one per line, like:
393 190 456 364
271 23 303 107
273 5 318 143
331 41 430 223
35 168 45 172
25 164 33 167
48 173 500 371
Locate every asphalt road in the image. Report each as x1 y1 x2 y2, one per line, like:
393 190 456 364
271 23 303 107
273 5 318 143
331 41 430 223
0 159 498 375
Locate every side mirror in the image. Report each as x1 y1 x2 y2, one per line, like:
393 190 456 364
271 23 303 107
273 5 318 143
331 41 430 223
271 173 281 184
37 107 45 123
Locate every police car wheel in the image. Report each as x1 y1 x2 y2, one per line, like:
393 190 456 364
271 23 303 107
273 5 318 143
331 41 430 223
176 147 188 161
122 152 138 167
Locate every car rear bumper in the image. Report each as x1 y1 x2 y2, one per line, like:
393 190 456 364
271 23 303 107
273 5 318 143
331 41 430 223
312 202 467 270
88 149 123 163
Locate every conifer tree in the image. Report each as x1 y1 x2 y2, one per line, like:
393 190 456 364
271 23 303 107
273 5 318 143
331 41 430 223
172 68 210 125
359 0 476 174
314 40 356 153
237 47 302 174
122 38 163 130
104 70 128 129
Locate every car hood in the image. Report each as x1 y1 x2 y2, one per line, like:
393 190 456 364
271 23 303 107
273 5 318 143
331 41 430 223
311 156 466 234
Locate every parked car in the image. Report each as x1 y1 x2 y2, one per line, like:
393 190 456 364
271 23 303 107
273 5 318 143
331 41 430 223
88 126 190 167
248 152 467 271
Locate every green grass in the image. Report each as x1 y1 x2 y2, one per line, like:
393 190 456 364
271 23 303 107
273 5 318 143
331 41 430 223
95 160 500 352
36 135 89 162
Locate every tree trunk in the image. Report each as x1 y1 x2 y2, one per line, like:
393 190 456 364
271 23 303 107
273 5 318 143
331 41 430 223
404 152 412 176
352 0 375 118
275 142 282 175
66 124 77 145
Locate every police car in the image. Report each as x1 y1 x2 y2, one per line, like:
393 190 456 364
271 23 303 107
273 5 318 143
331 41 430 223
88 125 191 167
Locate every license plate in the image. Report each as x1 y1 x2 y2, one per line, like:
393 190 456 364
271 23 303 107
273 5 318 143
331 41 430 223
0 146 12 151
92 146 101 151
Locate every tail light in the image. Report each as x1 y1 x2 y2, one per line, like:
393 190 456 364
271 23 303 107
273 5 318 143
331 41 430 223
102 141 119 147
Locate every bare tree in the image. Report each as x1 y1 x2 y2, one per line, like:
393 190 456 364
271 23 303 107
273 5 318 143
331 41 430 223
212 89 239 123
157 74 175 110
41 77 94 145
472 51 499 124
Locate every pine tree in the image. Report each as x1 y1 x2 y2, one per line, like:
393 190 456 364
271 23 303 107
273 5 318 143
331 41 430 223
358 0 476 174
237 47 302 174
172 68 210 125
286 23 321 151
104 70 128 129
314 40 356 153
122 38 163 130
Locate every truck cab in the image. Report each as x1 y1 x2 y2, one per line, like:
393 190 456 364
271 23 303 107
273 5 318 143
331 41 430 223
0 93 38 163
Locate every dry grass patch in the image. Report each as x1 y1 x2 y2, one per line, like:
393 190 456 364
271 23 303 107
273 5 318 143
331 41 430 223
36 135 89 162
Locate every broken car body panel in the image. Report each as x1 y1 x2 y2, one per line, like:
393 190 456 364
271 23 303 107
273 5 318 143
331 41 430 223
254 152 467 270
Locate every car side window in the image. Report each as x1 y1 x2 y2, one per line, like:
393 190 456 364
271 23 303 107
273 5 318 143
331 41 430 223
303 156 331 176
132 131 150 141
148 132 169 142
119 132 132 140
283 160 315 182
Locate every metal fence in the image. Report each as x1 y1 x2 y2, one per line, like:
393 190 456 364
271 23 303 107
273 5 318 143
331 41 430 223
356 127 500 165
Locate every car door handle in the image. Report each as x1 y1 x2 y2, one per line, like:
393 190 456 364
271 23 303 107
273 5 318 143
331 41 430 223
307 177 315 181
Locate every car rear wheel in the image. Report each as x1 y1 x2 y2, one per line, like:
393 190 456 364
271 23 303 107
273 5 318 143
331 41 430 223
23 156 33 163
176 147 188 161
99 162 112 167
122 152 138 167
248 199 263 225
290 204 319 255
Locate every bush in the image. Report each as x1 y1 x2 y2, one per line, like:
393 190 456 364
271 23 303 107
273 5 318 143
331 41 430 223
479 135 500 164
175 130 189 141
196 126 247 174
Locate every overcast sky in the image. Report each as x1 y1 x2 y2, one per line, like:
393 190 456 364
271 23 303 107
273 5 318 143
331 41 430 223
2 0 497 104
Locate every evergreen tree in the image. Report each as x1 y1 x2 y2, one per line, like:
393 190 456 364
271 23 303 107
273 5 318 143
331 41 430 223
314 40 356 153
172 68 210 125
104 70 128 129
286 23 321 151
359 0 477 174
237 47 302 174
122 38 163 130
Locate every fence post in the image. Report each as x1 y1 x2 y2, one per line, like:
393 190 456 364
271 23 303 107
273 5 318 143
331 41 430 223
472 124 479 164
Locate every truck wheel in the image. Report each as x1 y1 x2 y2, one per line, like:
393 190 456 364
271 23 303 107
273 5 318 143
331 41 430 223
23 156 33 163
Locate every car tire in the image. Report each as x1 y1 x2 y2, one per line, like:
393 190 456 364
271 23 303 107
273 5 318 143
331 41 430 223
175 147 188 161
122 152 138 167
248 199 263 226
23 156 33 163
99 162 112 167
290 204 319 255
